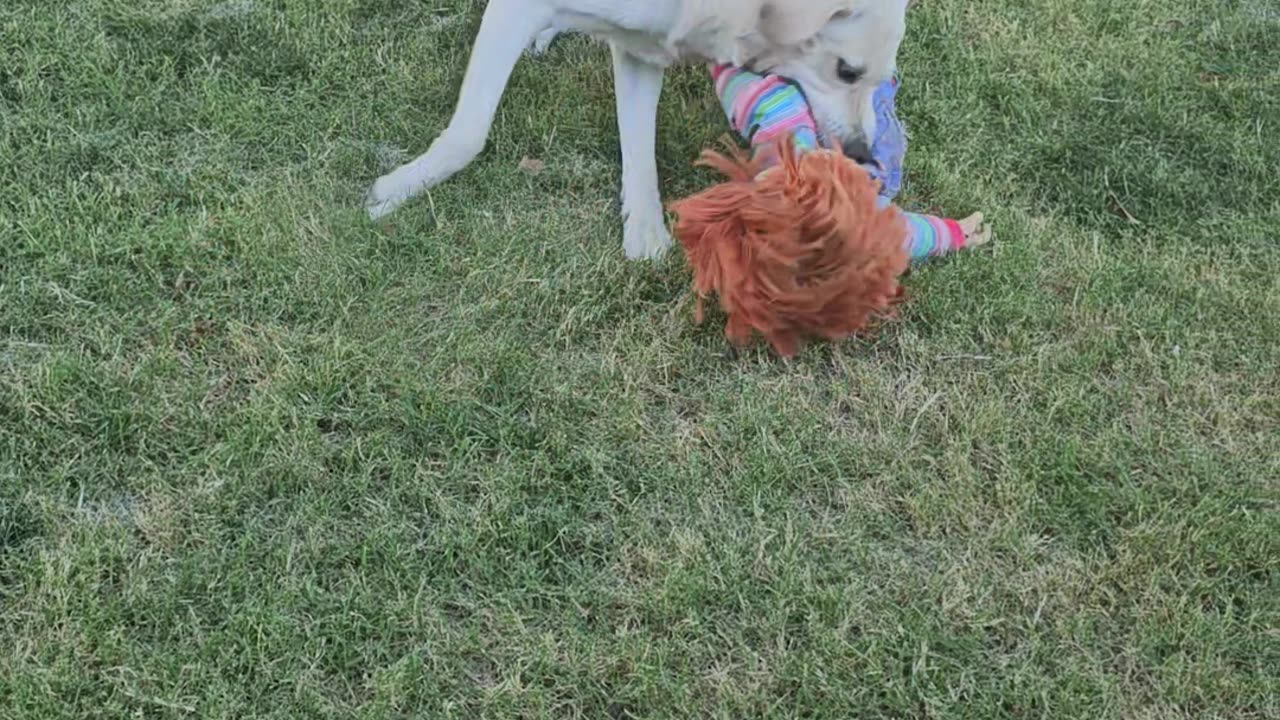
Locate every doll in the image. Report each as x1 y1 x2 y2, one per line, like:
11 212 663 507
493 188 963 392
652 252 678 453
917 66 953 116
669 64 989 356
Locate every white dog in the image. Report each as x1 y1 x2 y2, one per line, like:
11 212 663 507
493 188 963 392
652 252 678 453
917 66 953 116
366 0 910 259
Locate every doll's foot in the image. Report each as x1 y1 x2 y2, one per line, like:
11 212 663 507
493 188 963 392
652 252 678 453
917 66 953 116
958 212 993 247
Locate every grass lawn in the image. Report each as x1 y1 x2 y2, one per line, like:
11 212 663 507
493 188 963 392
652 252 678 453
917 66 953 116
2 0 1278 717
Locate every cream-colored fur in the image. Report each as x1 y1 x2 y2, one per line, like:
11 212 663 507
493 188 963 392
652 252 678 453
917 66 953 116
367 0 908 259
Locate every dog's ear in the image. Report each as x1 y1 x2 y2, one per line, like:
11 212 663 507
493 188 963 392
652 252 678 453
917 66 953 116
758 0 856 45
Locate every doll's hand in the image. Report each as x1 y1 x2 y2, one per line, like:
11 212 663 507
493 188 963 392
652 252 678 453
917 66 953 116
958 212 993 247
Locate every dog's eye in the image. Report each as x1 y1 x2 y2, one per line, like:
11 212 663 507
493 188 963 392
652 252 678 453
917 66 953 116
836 59 865 84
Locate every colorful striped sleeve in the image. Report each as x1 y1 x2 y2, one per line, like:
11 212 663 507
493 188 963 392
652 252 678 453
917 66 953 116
711 64 820 153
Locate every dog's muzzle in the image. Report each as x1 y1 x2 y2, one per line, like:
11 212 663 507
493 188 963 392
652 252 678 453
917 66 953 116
841 136 874 166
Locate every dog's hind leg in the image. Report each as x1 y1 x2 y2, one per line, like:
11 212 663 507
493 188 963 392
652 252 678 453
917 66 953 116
366 0 553 220
611 45 671 260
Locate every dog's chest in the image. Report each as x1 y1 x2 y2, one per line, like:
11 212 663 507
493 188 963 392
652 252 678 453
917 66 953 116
560 14 678 65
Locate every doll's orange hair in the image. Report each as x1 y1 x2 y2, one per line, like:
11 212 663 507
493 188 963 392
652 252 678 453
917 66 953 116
670 140 911 357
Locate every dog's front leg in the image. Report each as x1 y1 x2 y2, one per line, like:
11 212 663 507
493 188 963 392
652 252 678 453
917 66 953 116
528 26 560 55
366 0 553 220
610 44 671 260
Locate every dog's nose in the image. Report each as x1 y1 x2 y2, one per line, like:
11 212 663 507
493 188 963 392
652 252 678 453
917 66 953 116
841 137 873 166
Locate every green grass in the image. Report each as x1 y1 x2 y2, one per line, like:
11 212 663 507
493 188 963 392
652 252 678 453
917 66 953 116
2 0 1278 716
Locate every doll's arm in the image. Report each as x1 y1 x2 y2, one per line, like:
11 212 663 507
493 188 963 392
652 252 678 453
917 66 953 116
899 210 992 260
712 64 821 154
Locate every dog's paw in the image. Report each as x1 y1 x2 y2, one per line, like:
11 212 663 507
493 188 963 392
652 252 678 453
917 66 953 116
958 212 993 247
365 172 411 220
623 211 672 260
528 27 559 55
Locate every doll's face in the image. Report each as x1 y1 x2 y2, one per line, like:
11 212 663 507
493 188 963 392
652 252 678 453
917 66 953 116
752 1 907 161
